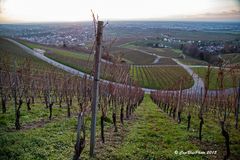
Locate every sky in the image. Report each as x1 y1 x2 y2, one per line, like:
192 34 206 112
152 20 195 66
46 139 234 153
0 0 240 23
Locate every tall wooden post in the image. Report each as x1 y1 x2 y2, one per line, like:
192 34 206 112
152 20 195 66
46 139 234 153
90 21 104 157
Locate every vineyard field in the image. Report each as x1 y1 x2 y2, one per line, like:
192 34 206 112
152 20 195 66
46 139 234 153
110 47 156 64
0 37 144 160
19 40 93 61
0 101 114 159
93 95 204 159
130 65 194 90
178 57 209 66
121 43 182 58
97 95 240 159
120 42 209 65
222 53 240 65
13 40 131 83
192 67 240 89
156 58 178 65
2 94 239 159
17 40 94 73
1 20 240 160
0 38 55 69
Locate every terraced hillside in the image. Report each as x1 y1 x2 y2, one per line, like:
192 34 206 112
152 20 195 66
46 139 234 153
120 42 209 65
222 53 240 65
17 40 131 84
18 40 94 72
0 38 65 74
12 39 197 90
110 47 156 64
156 58 178 65
0 38 145 160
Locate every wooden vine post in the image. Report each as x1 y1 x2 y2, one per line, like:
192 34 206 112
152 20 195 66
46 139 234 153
236 80 240 129
176 78 183 124
90 21 104 157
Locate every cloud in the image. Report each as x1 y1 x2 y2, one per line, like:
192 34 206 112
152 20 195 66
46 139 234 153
1 0 240 22
203 10 240 16
183 10 240 21
0 0 6 14
0 0 2 13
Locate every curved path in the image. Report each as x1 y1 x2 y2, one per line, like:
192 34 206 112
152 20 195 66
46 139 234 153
172 58 204 94
124 46 235 95
6 38 153 93
127 47 205 93
127 48 163 64
7 38 235 95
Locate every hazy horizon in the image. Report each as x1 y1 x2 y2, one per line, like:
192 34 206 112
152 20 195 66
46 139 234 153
1 20 240 25
0 0 240 23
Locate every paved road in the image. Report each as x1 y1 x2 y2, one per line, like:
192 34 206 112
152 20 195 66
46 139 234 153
7 38 235 95
6 38 156 93
172 58 205 94
7 38 89 78
188 65 219 69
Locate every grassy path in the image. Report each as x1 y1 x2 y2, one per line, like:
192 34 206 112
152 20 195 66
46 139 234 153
96 95 204 160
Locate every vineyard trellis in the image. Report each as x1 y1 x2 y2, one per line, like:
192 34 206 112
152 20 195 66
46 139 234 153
0 20 145 159
150 64 240 160
131 65 194 90
0 56 144 158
